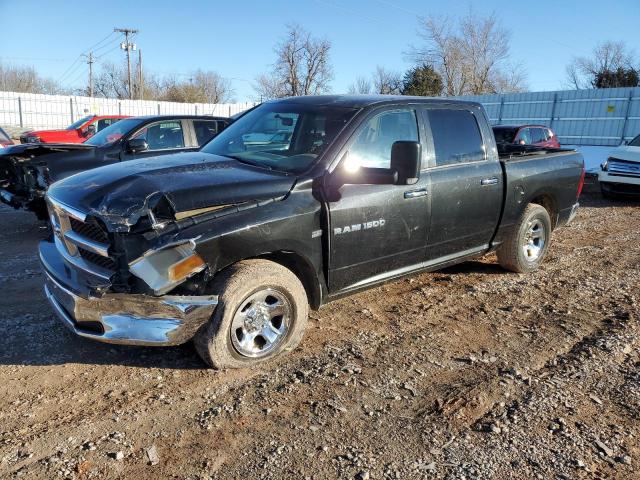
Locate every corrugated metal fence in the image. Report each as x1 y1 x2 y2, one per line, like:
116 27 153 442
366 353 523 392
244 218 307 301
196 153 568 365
459 87 640 146
3 88 639 146
0 91 257 133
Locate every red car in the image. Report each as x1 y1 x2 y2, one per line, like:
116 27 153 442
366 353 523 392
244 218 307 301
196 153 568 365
493 124 560 149
0 127 13 147
20 115 128 144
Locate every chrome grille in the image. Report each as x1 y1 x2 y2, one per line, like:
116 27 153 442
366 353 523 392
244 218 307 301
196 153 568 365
46 197 115 280
78 248 117 270
608 159 640 178
69 217 110 244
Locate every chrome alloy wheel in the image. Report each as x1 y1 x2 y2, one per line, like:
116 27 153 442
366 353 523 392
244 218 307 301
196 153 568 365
230 289 292 358
522 219 546 261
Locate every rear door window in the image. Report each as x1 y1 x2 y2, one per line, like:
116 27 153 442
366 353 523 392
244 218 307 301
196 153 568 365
515 128 532 145
96 118 119 132
193 120 220 145
530 128 545 144
132 121 185 150
427 109 485 166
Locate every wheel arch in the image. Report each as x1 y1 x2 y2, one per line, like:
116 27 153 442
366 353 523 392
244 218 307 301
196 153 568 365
529 193 558 229
212 250 324 311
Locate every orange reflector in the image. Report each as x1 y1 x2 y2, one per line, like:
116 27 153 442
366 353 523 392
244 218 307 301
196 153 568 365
168 254 205 282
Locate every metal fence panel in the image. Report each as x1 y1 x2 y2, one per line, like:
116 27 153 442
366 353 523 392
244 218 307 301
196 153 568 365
0 91 257 133
458 87 640 146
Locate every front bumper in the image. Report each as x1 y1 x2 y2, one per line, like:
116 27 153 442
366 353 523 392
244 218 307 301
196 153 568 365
599 171 640 187
40 240 217 346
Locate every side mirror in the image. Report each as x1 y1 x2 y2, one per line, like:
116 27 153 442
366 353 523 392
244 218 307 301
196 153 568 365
391 141 421 185
335 141 421 186
126 138 149 153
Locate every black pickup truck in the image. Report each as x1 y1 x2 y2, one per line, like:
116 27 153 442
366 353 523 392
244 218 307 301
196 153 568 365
39 96 584 368
0 115 231 219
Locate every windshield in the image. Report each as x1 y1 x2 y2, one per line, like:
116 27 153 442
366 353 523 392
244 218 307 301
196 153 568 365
84 118 145 147
628 134 640 147
492 127 518 144
66 115 93 131
201 103 358 173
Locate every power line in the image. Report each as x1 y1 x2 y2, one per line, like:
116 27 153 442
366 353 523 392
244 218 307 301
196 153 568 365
95 43 122 61
82 31 118 56
57 31 119 84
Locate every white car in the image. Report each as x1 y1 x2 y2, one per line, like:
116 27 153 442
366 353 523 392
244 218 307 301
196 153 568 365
599 134 640 197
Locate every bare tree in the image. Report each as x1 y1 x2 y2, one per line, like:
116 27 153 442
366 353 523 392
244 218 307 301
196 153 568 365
347 67 402 95
410 11 526 95
0 62 68 94
191 70 234 103
566 41 639 89
93 61 131 99
372 66 403 94
347 76 372 94
255 24 333 99
95 62 233 102
161 70 234 103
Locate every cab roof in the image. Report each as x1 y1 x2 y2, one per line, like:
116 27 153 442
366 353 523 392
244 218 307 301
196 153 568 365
267 94 482 110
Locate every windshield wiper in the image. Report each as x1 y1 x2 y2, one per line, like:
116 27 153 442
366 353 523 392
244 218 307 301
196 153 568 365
223 155 274 171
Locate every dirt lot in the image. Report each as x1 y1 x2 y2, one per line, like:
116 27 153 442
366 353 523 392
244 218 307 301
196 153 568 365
0 178 638 480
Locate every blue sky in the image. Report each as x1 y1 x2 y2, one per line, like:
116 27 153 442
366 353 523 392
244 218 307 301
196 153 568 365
1 0 639 101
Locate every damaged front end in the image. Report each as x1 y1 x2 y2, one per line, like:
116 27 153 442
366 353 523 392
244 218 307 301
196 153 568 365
0 143 91 218
39 152 295 346
40 197 218 346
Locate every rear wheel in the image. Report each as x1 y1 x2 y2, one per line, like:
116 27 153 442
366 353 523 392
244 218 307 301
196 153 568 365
194 260 308 369
497 203 551 273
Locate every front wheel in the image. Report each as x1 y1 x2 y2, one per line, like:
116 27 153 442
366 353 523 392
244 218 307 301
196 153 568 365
194 260 308 369
497 203 552 273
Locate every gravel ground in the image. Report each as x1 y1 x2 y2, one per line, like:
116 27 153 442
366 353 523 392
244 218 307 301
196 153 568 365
0 176 638 480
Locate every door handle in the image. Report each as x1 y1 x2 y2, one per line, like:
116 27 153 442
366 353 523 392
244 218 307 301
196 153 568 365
481 177 499 186
404 188 428 199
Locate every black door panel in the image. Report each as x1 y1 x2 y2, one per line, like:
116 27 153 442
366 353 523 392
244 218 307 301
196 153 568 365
328 180 429 291
426 161 503 259
327 107 430 292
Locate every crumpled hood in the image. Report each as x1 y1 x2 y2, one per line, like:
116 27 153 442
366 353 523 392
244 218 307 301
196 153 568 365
1 142 94 159
47 152 296 231
609 145 640 163
0 143 97 184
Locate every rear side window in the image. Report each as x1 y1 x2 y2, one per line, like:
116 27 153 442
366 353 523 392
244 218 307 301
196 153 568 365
193 120 220 145
530 128 545 144
428 109 485 166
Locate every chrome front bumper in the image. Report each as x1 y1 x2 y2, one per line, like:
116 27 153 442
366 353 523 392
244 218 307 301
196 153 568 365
41 242 217 346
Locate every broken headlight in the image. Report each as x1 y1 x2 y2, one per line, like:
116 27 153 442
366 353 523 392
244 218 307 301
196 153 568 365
129 241 206 295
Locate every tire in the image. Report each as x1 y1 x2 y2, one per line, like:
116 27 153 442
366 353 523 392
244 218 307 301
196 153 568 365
194 259 308 369
497 203 552 273
600 183 616 200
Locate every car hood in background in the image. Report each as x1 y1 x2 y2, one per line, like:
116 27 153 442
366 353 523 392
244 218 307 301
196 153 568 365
609 145 640 163
47 152 296 231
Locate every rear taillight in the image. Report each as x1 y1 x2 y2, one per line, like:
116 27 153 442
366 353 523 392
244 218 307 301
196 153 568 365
576 164 586 198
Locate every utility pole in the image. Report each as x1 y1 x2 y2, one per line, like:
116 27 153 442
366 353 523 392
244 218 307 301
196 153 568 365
114 27 138 99
84 52 94 97
138 49 143 100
